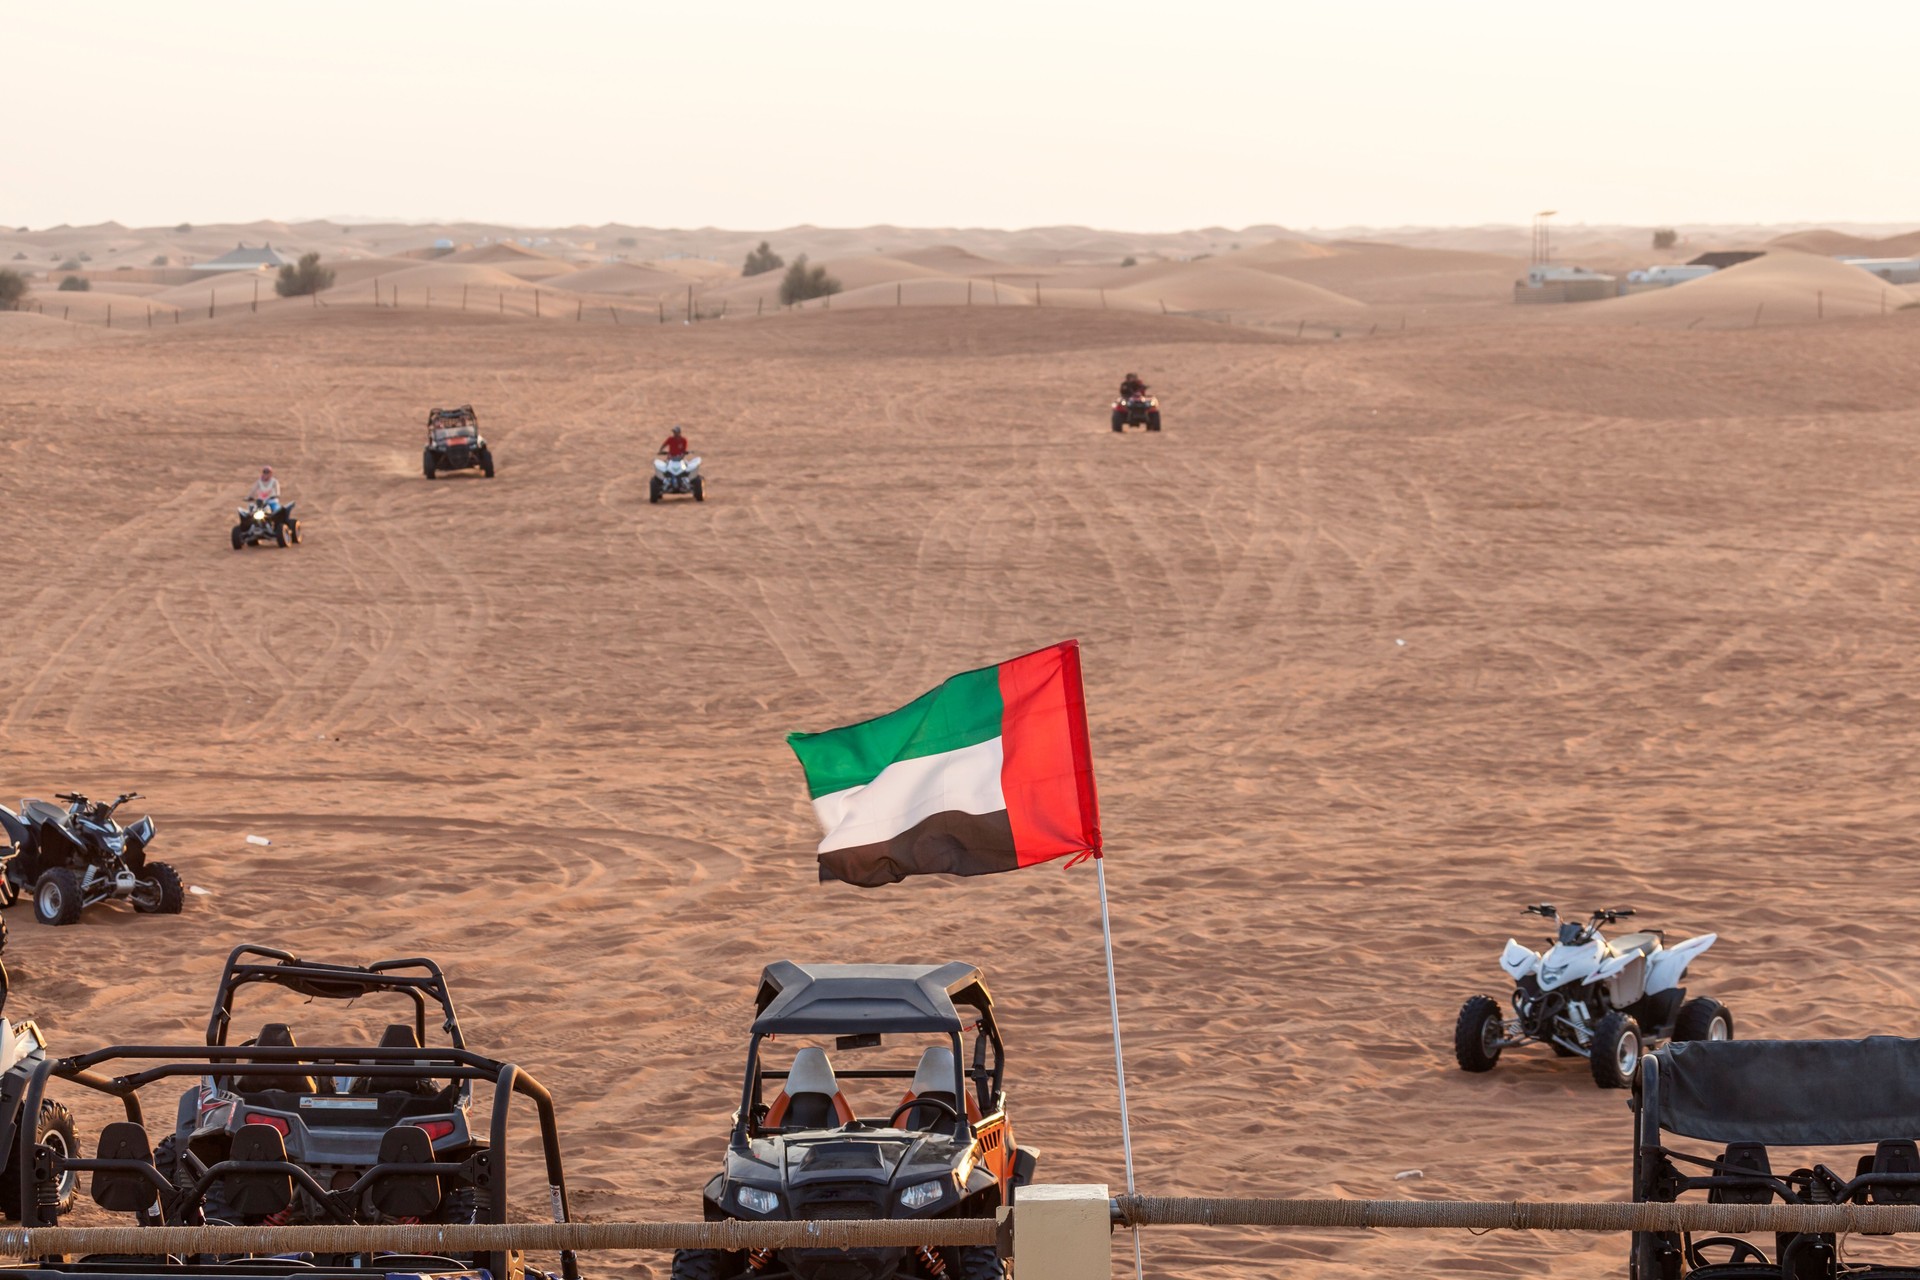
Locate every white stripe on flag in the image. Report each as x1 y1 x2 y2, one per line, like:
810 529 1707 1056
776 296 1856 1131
811 737 1007 853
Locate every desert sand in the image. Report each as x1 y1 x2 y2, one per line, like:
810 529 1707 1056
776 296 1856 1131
5 245 1920 1279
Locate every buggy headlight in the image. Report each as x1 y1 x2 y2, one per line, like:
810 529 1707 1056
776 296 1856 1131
735 1185 779 1215
898 1180 945 1211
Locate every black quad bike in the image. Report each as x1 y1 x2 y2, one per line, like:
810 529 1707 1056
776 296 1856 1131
675 960 1036 1280
423 405 495 480
22 954 585 1280
138 944 494 1231
1110 393 1161 432
232 499 299 550
0 791 185 925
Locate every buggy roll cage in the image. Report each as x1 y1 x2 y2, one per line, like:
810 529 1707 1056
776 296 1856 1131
23 1042 579 1280
206 944 464 1052
1633 1038 1920 1278
732 962 1007 1150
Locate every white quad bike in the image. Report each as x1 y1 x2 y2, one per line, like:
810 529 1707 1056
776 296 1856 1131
650 454 704 503
1456 903 1731 1088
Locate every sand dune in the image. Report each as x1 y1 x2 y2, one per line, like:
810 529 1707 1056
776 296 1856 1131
0 310 133 347
1244 240 1525 305
15 289 180 323
1572 250 1909 327
548 262 694 296
445 242 576 280
1108 260 1366 318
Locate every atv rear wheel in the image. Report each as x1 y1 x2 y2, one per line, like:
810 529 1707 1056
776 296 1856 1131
692 476 704 502
1675 997 1733 1043
942 1245 1006 1279
669 1249 745 1279
273 521 287 548
1454 995 1505 1072
33 869 82 926
423 450 437 480
134 861 185 915
1590 1011 1642 1088
480 449 495 479
1111 412 1124 432
230 526 245 551
0 1099 78 1219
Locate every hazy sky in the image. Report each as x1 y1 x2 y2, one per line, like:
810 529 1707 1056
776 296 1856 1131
12 0 1917 231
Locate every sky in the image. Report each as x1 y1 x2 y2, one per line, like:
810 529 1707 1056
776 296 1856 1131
10 0 1919 232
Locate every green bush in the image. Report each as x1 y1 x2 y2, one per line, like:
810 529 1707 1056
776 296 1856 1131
174 222 192 233
1652 228 1678 250
57 258 80 271
58 275 90 292
151 254 169 266
778 254 840 305
0 269 28 310
617 236 637 248
274 251 335 298
1121 255 1137 267
742 240 785 277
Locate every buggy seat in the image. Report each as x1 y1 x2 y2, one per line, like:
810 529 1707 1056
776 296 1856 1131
897 1045 981 1130
243 1022 318 1095
765 1047 854 1130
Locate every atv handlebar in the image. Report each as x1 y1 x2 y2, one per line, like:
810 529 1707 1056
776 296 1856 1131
1523 903 1558 919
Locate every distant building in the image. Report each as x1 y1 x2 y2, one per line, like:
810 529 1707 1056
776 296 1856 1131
1688 250 1764 270
193 242 296 273
1839 257 1920 284
1514 263 1616 304
1625 264 1717 288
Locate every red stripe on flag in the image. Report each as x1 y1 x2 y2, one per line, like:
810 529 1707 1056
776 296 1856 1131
997 640 1102 868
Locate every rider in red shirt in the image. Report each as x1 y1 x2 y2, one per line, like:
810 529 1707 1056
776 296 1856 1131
659 426 690 458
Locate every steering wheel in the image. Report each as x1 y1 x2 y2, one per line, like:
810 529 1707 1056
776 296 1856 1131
1686 1237 1768 1268
890 1097 960 1127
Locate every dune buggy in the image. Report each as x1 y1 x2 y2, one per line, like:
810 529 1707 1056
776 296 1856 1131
423 406 495 480
676 961 1035 1280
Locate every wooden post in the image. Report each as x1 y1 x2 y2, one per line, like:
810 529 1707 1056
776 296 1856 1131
535 289 541 318
1817 291 1823 318
577 299 583 321
209 289 215 319
1159 298 1166 315
897 282 902 307
686 284 693 322
757 297 763 317
1100 288 1107 309
373 277 379 306
659 298 665 324
463 284 468 311
1753 302 1764 328
174 307 179 325
1034 282 1041 306
499 291 504 314
610 304 619 324
146 305 151 328
252 277 258 312
1297 320 1304 337
991 276 998 305
967 280 972 306
107 304 112 328
427 288 432 309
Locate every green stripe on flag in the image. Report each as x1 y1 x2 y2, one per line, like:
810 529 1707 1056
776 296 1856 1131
788 665 1004 798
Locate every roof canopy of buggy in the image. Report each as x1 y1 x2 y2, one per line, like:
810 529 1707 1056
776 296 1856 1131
750 961 994 1036
1650 1037 1920 1145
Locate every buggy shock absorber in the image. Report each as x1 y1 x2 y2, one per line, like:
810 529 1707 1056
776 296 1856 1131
917 1246 949 1276
745 1249 773 1271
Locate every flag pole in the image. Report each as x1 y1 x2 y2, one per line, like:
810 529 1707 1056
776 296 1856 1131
1095 850 1145 1279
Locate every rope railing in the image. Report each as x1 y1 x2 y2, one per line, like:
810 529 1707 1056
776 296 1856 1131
1112 1196 1920 1235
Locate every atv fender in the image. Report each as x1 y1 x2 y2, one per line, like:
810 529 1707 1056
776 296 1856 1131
1590 950 1641 983
0 809 24 854
1011 1146 1039 1189
1645 933 1715 994
1499 939 1538 980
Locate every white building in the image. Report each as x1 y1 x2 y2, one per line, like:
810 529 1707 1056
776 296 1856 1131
1839 257 1920 284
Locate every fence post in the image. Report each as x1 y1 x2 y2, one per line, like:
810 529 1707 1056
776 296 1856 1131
577 299 583 321
610 304 619 325
686 284 692 322
107 304 112 328
535 289 541 318
897 282 902 307
1100 288 1107 309
373 277 379 307
209 290 215 319
499 291 504 314
757 297 763 317
463 285 469 312
659 298 664 324
252 278 258 313
1034 283 1041 306
967 280 972 306
1012 1185 1109 1278
146 305 152 328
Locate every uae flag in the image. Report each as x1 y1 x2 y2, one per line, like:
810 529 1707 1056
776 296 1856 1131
788 641 1101 887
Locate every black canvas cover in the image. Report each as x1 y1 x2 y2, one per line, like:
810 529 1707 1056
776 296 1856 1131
1655 1038 1920 1145
751 961 983 1035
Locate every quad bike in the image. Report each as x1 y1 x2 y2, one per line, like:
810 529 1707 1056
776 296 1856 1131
674 960 1033 1280
232 499 299 550
1111 393 1161 432
1456 903 1729 1088
0 791 185 925
651 454 704 503
0 1014 80 1221
140 945 491 1232
423 405 495 479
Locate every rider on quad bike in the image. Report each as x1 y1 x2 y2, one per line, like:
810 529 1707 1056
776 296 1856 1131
659 426 690 458
1119 373 1148 400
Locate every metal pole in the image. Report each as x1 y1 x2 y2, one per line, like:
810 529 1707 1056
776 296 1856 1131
1096 855 1144 1280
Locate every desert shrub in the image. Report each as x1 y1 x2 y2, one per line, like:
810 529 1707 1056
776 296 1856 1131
1652 228 1678 250
617 236 637 247
9 252 24 260
778 255 840 304
58 258 80 271
174 222 192 232
1121 255 1137 267
151 254 169 266
77 251 91 262
275 251 335 298
0 269 28 310
743 240 785 277
58 275 90 292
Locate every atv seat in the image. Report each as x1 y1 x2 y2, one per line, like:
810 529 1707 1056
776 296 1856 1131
91 1121 162 1214
898 1046 981 1129
1609 932 1661 958
370 1124 443 1220
21 800 69 828
765 1047 855 1130
245 1023 318 1095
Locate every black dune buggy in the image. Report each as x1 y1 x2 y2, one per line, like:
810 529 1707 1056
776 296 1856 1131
25 942 584 1280
423 405 495 480
676 960 1036 1280
0 791 185 925
1631 1036 1920 1280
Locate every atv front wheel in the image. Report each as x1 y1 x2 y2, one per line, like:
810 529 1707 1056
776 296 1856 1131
0 1099 78 1219
480 449 495 479
1147 412 1162 431
33 869 82 926
942 1245 1006 1279
273 521 288 548
1675 997 1733 1043
1111 412 1124 432
231 526 245 551
288 520 301 545
1454 995 1505 1072
134 861 185 915
423 450 437 480
1590 1011 1642 1088
670 1248 745 1279
649 476 664 504
692 476 705 502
